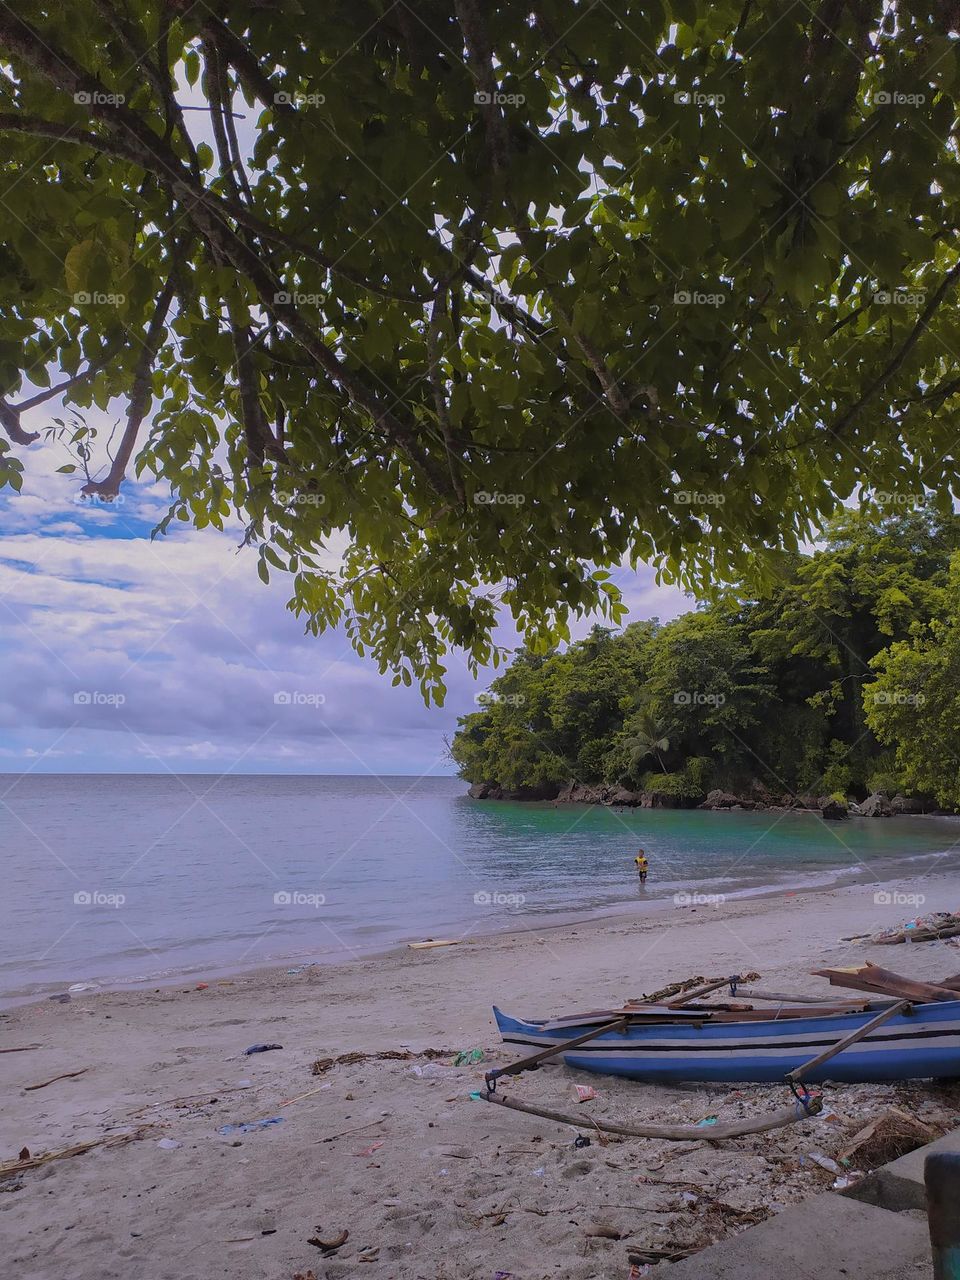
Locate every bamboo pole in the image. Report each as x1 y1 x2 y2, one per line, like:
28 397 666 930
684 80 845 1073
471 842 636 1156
478 1090 822 1141
736 988 877 1006
785 999 911 1084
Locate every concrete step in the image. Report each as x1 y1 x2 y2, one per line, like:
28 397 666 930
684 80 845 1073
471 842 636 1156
660 1192 930 1280
847 1127 960 1211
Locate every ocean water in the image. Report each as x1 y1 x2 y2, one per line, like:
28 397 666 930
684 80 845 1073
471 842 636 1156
2 773 959 1004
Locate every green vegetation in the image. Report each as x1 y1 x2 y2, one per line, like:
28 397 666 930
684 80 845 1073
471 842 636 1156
452 510 960 808
2 5 960 697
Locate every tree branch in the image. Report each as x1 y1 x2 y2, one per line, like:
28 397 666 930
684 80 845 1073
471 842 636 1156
453 0 634 420
81 267 180 499
0 400 39 445
0 17 455 499
831 260 960 436
198 12 295 116
426 294 466 505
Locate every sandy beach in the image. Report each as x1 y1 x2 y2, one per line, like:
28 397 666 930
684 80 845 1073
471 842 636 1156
5 869 960 1280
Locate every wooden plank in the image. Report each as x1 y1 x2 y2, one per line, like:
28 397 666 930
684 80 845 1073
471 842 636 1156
539 1007 716 1030
786 999 912 1083
539 1002 870 1030
704 1004 879 1022
812 963 958 1003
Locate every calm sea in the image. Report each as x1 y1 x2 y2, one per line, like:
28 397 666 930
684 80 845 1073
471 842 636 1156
2 774 958 1004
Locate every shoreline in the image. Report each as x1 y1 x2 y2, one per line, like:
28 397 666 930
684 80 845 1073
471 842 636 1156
466 781 951 818
7 864 960 1280
9 850 959 1014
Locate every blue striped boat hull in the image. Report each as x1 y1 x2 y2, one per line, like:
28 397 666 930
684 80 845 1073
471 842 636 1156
493 1002 960 1083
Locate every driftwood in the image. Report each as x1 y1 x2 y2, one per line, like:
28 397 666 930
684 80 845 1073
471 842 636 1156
629 971 761 1006
813 963 958 1003
24 1068 88 1092
910 923 960 942
0 1127 154 1178
630 974 707 1004
668 977 739 1008
479 1089 822 1140
317 1119 384 1144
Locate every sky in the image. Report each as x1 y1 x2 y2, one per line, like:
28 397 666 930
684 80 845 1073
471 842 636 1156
0 77 694 777
0 399 693 775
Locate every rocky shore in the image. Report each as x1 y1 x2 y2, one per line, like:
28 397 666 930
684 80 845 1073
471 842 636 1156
466 779 940 820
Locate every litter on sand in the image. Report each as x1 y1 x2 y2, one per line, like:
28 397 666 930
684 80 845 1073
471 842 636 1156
575 1085 597 1103
408 1062 459 1080
244 1043 283 1055
867 911 960 944
453 1047 484 1066
217 1116 284 1135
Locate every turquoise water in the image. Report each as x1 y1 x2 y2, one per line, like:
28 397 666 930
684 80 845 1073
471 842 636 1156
1 773 958 1002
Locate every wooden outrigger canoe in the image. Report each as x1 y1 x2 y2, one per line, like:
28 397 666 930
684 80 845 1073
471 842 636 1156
493 1000 960 1083
492 965 960 1084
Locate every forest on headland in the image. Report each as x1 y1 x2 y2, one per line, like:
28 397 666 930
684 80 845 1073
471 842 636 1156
451 510 960 815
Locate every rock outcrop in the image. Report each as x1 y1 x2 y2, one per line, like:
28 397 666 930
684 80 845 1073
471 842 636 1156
860 792 895 818
817 796 849 821
466 780 931 816
891 794 926 814
554 781 682 807
467 782 560 800
699 789 741 810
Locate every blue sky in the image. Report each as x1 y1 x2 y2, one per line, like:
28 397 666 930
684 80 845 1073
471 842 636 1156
0 402 693 775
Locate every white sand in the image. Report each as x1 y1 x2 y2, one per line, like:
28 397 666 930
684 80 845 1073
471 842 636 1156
4 870 960 1280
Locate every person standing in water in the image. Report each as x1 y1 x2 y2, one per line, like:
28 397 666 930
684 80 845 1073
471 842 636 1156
634 848 649 884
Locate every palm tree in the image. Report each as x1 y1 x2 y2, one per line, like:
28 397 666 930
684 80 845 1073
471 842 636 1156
622 712 671 777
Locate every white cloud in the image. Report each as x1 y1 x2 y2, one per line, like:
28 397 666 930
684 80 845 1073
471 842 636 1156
0 411 693 771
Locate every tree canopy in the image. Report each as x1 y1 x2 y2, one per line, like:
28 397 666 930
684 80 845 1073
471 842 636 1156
451 509 960 804
2 3 960 697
